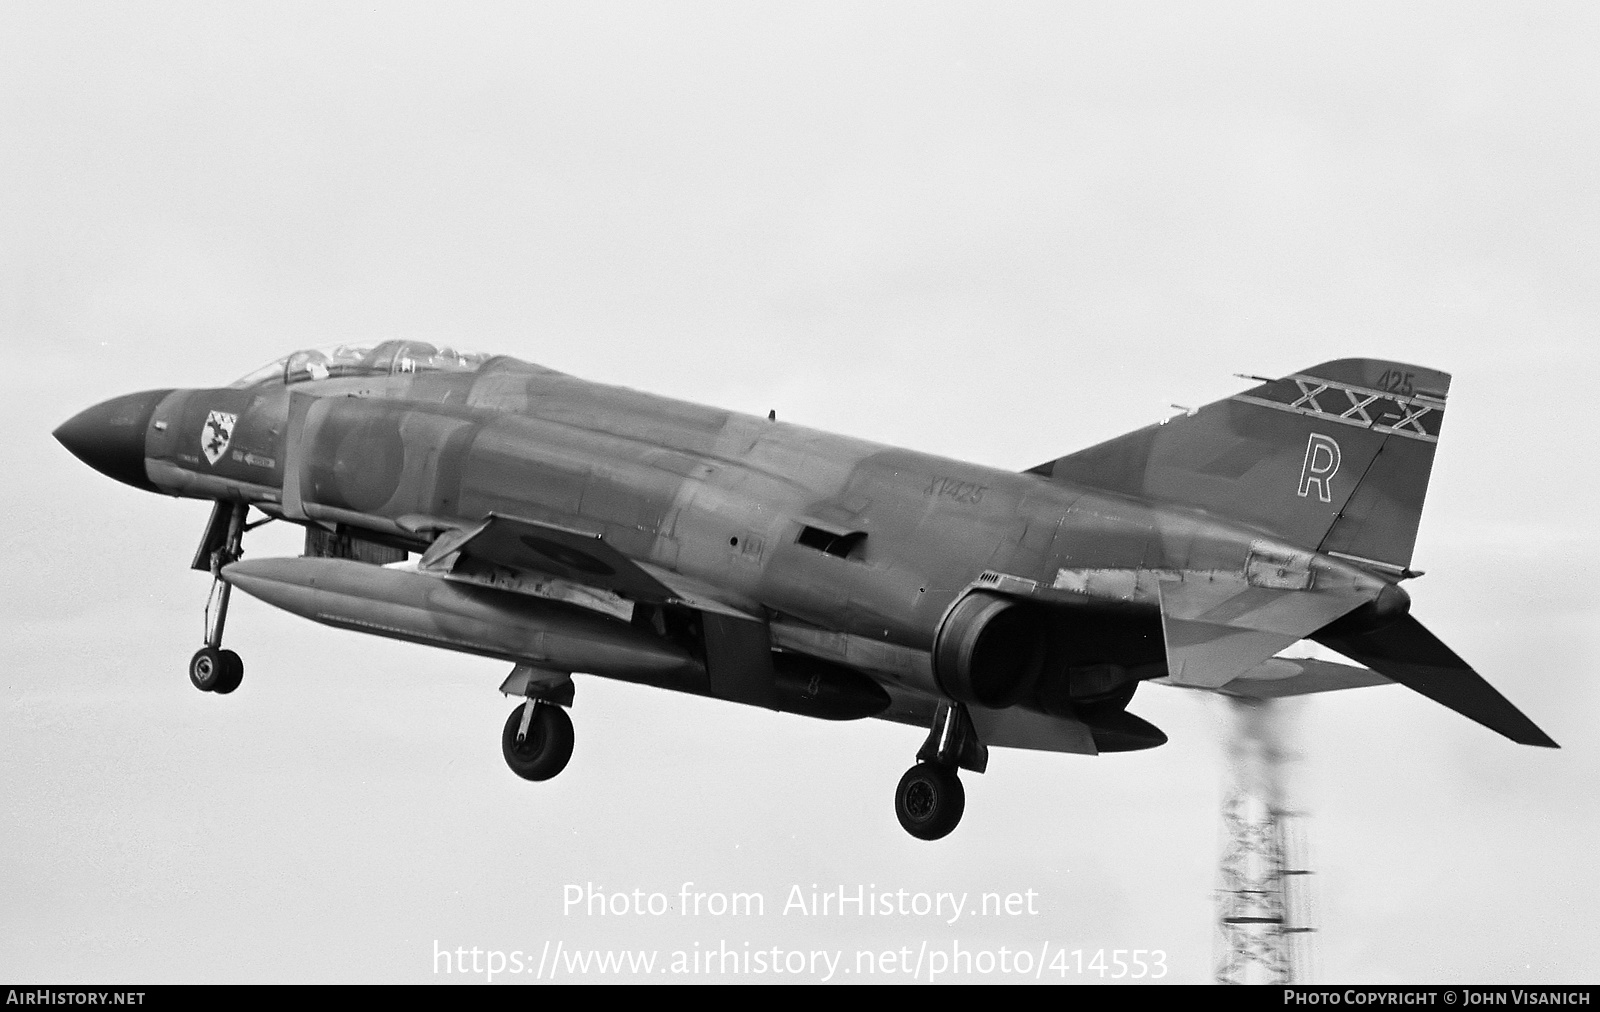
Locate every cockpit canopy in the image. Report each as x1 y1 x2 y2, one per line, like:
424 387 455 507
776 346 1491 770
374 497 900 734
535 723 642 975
231 339 494 388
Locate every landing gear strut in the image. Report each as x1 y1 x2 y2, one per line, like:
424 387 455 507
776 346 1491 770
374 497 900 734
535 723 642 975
189 501 254 694
499 664 576 781
895 700 987 841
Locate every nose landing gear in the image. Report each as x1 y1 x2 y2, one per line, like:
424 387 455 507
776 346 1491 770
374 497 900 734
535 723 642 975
189 645 243 694
188 501 264 694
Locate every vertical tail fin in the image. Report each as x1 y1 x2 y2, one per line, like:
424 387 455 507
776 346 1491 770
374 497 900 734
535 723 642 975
1029 359 1448 570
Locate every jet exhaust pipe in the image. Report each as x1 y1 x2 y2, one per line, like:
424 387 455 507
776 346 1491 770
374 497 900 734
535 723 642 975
222 556 697 680
932 591 1048 708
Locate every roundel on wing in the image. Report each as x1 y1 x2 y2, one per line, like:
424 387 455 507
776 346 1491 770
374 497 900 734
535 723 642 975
518 535 615 576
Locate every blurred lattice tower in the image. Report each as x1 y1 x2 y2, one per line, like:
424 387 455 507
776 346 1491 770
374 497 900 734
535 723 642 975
1214 700 1316 985
1213 793 1315 983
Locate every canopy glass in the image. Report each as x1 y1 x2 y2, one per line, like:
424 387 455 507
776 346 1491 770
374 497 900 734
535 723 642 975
231 340 493 388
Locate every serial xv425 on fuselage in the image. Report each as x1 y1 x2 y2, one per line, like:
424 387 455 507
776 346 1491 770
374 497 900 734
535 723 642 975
55 342 1557 839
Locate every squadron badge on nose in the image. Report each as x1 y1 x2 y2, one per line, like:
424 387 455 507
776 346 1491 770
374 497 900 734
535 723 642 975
201 411 238 465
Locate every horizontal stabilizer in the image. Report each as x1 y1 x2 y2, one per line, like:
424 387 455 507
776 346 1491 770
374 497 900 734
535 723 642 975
1176 656 1394 699
1315 615 1558 748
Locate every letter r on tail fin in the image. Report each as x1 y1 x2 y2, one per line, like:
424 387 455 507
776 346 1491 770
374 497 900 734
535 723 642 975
1297 433 1342 502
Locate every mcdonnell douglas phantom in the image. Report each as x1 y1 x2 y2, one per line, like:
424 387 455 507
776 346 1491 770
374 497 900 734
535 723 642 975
55 342 1557 839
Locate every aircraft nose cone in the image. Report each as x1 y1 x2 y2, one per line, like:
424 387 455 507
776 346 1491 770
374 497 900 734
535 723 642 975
54 388 174 492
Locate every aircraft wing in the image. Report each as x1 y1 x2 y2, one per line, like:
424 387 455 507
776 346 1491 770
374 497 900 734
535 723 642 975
413 512 763 619
418 513 780 706
419 513 678 603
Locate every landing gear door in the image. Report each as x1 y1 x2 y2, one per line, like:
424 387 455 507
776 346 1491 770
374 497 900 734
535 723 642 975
702 612 779 710
190 500 233 572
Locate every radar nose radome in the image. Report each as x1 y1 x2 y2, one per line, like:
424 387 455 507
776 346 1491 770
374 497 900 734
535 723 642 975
53 388 174 492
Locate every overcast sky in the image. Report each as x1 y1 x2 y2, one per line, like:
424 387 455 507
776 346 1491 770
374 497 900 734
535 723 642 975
3 2 1596 984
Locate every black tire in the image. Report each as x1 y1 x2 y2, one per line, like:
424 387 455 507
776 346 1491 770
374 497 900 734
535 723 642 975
501 702 575 782
895 762 965 840
189 646 225 692
212 650 244 695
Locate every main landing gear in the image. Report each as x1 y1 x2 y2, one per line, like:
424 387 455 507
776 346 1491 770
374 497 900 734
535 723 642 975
499 665 576 782
188 501 268 695
895 700 987 841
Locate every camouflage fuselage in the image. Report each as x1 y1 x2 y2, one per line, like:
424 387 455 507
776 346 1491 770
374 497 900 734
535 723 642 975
139 357 1383 699
64 352 1562 757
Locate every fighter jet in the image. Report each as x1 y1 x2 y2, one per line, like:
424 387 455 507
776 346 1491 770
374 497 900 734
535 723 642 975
54 342 1557 839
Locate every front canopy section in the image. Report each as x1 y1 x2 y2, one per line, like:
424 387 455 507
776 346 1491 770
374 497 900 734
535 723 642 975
231 339 493 388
